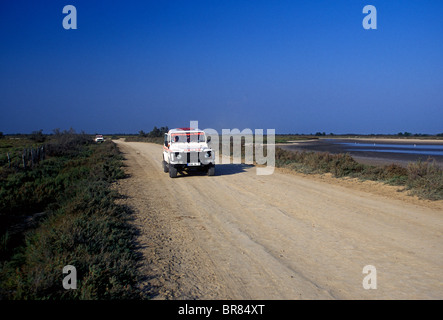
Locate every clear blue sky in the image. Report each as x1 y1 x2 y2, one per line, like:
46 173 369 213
1 0 442 134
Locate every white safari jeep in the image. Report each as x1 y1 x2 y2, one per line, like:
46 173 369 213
162 128 215 178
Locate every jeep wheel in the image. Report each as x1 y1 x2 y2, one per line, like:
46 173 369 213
162 160 169 173
169 165 178 178
207 166 215 176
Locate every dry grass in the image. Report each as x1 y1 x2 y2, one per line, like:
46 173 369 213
275 147 442 201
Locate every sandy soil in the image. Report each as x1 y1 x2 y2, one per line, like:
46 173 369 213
113 140 443 300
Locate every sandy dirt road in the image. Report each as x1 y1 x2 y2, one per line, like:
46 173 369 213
113 140 443 300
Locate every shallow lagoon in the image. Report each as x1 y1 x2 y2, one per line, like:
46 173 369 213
331 141 443 156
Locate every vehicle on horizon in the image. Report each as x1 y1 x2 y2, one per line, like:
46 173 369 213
94 134 104 143
162 127 215 178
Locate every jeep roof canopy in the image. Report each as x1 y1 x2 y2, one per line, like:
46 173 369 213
168 128 206 143
168 127 203 133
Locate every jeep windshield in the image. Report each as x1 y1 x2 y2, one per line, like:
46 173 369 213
171 132 206 143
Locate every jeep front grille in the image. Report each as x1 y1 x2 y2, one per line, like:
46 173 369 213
187 152 200 163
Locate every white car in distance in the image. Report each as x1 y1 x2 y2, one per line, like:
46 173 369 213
94 135 104 143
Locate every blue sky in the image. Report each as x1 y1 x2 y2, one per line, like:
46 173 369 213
1 0 442 134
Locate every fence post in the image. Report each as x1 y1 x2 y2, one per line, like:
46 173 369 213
31 148 36 167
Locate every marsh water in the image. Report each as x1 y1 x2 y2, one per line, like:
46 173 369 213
329 141 443 156
279 139 443 167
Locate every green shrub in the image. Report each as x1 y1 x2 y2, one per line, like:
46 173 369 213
0 136 143 299
406 160 443 200
274 147 441 200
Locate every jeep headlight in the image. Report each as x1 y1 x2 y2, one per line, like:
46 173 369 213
175 152 182 159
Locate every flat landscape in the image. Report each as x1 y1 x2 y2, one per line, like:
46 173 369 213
278 138 443 168
113 140 443 300
1 1 442 307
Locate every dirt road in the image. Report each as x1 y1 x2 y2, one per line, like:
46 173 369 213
113 140 443 300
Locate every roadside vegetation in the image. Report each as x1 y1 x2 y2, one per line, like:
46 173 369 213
274 147 443 201
0 130 143 299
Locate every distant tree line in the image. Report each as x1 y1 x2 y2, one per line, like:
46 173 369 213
0 128 88 143
1 129 47 142
1 128 442 139
397 132 443 137
138 126 169 138
30 130 46 142
282 132 443 137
